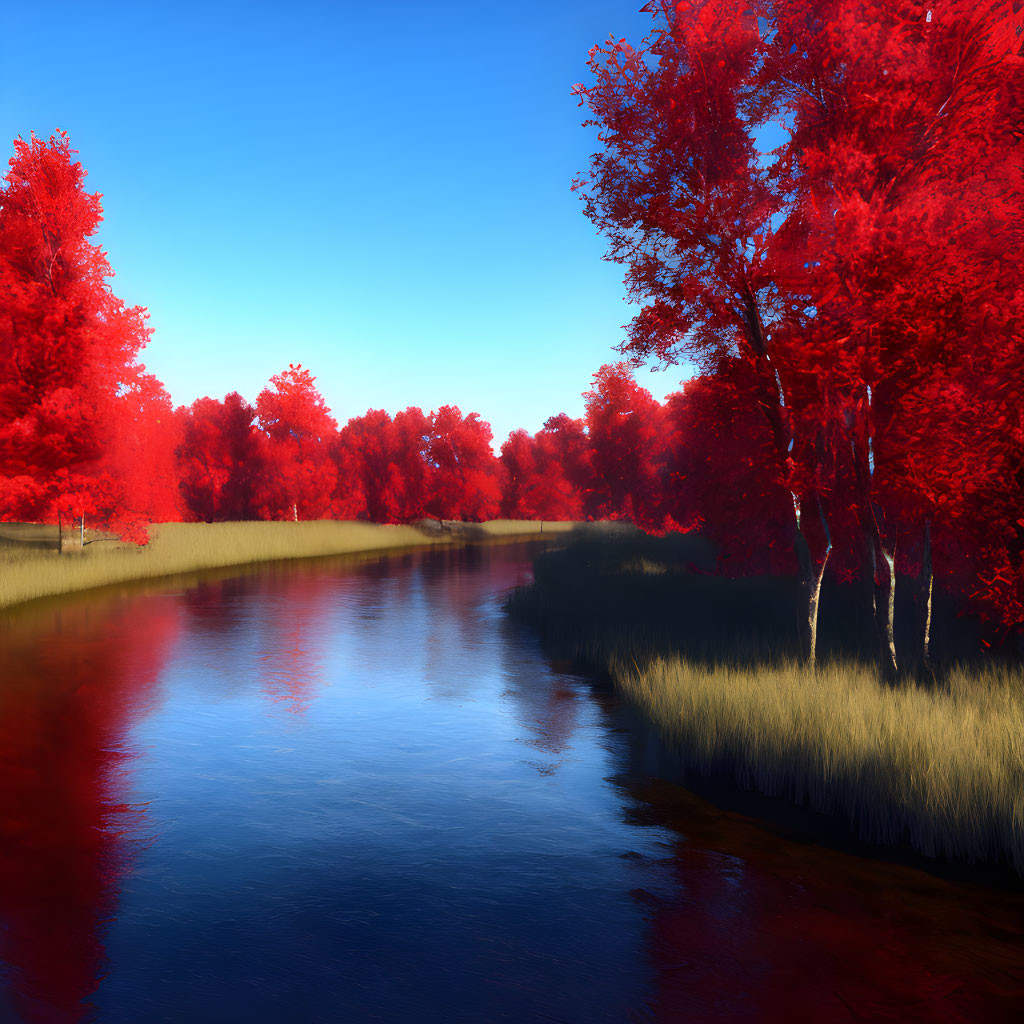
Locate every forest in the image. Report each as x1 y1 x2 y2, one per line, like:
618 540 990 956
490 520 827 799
1 0 1021 673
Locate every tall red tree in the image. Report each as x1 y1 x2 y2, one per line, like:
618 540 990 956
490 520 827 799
0 132 153 531
573 4 834 662
766 0 1024 669
499 429 542 520
106 371 184 525
532 413 592 520
574 0 1024 666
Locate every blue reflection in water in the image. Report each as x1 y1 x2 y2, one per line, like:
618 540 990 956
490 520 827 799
82 544 674 1022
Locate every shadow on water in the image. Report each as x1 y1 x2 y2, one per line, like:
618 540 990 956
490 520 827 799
0 540 1021 1022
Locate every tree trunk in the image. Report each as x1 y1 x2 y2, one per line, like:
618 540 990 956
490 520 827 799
794 516 814 661
861 524 898 678
807 557 829 672
874 541 898 680
794 497 832 670
80 513 85 548
57 509 63 555
916 519 934 673
293 503 298 522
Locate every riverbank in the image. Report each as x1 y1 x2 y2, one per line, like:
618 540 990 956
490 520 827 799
0 519 576 612
507 530 1024 879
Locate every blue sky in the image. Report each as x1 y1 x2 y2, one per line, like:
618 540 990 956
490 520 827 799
3 0 687 446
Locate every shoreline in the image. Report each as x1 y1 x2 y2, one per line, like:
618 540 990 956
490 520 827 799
508 533 1024 886
0 519 576 614
613 686 1024 892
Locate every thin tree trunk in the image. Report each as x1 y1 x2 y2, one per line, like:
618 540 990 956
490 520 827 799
874 539 898 680
794 496 832 669
793 510 814 661
808 497 833 671
917 519 934 672
850 409 899 677
293 503 298 522
80 513 85 548
807 559 828 671
57 509 63 555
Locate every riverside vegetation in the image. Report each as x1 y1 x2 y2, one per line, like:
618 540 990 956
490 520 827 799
0 519 573 612
507 528 1024 878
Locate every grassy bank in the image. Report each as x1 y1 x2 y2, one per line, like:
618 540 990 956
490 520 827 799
0 518 575 611
508 530 1024 876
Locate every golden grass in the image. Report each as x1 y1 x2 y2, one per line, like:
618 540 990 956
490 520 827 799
611 654 1024 872
469 519 577 537
0 519 569 611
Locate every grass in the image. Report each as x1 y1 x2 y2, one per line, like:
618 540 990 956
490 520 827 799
508 529 1024 876
0 518 575 612
614 655 1024 873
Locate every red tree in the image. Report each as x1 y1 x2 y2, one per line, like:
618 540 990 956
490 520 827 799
333 406 437 523
574 0 1024 665
532 413 592 520
335 409 400 522
177 392 262 522
766 0 1024 668
583 363 666 529
573 5 833 661
253 364 338 521
499 429 541 520
0 133 153 534
499 414 594 522
425 406 501 522
106 372 184 526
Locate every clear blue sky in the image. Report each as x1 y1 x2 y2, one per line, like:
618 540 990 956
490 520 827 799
3 0 689 447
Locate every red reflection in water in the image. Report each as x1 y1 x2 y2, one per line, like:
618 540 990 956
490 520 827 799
254 570 336 714
179 569 335 715
631 780 1024 1022
0 595 180 1023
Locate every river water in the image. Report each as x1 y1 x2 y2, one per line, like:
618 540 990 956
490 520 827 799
0 541 1022 1022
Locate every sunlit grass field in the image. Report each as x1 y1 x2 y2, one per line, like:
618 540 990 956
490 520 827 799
0 519 574 611
509 530 1024 875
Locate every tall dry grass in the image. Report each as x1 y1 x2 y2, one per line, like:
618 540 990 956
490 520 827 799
613 654 1024 873
0 519 566 611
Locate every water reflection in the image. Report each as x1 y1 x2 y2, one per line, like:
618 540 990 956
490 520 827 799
0 544 1021 1022
0 595 180 1023
621 776 1024 1022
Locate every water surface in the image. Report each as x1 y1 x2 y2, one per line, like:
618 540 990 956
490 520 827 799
0 542 1021 1022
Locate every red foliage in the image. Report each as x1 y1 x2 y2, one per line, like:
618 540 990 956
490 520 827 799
178 392 262 522
583 363 666 529
426 406 501 522
573 0 1024 646
104 371 185 529
0 133 152 530
662 370 795 573
253 365 338 521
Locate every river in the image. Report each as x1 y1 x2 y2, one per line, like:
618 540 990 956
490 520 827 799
0 541 1021 1022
